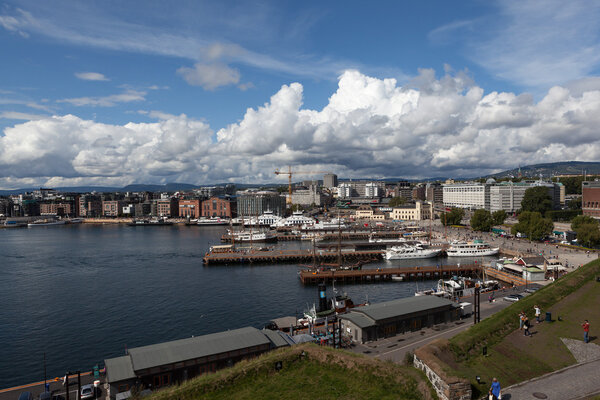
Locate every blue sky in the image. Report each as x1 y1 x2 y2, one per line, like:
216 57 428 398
1 0 600 188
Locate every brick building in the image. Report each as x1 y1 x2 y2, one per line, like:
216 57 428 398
103 200 126 217
179 199 202 219
582 181 600 219
202 197 236 218
153 198 179 217
40 202 73 216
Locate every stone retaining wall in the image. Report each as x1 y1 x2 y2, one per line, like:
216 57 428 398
414 340 471 400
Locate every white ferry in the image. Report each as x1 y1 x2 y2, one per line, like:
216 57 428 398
27 219 67 227
275 211 316 227
385 244 442 260
446 240 499 257
228 229 277 242
195 217 230 225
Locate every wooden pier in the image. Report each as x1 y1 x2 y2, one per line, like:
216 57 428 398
483 266 526 286
220 230 410 243
299 264 482 285
202 248 383 265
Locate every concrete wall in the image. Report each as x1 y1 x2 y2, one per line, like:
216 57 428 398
413 354 472 400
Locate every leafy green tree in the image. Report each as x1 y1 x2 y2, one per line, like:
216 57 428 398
570 215 597 230
521 187 553 214
574 223 600 247
441 208 465 226
511 211 553 240
491 210 507 226
470 209 493 231
388 196 406 207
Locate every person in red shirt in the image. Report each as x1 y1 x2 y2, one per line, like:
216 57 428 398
583 320 590 343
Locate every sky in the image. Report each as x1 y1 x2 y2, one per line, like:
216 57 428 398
1 0 600 189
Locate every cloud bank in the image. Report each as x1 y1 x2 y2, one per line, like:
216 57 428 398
1 69 600 189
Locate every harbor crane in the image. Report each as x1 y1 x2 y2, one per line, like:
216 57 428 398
274 166 331 205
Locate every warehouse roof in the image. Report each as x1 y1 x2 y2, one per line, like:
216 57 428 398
261 329 295 348
352 296 454 322
338 311 376 328
125 326 270 372
105 355 135 383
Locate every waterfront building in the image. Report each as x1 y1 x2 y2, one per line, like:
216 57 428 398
152 198 179 217
179 199 201 219
104 327 292 399
442 182 490 210
79 196 102 217
201 197 236 218
290 185 323 206
102 200 126 217
40 202 73 216
134 202 152 217
323 173 338 188
339 296 458 344
582 181 600 219
390 201 433 221
237 192 285 216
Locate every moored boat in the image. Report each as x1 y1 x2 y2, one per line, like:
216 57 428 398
385 244 442 260
27 219 66 227
446 239 499 257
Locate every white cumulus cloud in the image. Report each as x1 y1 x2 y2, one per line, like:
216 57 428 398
1 69 600 189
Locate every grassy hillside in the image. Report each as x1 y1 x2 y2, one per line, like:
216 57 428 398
143 344 437 400
441 259 600 397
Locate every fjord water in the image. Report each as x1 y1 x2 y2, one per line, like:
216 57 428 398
0 225 485 388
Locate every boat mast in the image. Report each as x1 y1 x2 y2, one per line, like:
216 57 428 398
337 211 342 267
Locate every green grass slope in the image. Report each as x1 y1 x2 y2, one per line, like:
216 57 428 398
443 259 600 397
143 344 437 400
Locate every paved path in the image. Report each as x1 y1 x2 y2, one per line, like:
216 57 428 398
501 358 600 400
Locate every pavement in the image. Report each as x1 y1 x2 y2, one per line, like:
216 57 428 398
501 358 600 400
0 372 106 400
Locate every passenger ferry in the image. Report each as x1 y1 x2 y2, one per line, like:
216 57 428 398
385 244 442 260
227 229 277 242
446 240 499 257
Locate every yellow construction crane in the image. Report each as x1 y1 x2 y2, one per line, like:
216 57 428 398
274 166 331 205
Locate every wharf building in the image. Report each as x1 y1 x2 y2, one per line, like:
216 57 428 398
201 196 236 218
151 198 179 218
237 191 286 216
178 199 201 219
102 200 127 217
582 181 600 219
40 202 74 217
339 296 459 344
104 327 293 399
79 195 102 217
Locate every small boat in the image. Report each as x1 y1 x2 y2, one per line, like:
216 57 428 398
193 217 230 226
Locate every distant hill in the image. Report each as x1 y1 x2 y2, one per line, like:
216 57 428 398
487 161 600 179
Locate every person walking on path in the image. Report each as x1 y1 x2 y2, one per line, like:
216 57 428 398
524 316 531 336
519 311 525 330
535 305 541 323
583 320 590 343
490 377 502 399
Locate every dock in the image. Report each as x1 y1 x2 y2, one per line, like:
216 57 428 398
202 248 383 265
299 264 483 285
221 230 412 242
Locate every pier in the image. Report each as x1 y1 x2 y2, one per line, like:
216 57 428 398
299 264 482 285
220 230 412 242
202 248 383 265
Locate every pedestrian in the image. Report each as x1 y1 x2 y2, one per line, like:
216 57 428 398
490 377 502 400
534 305 541 323
519 311 524 330
523 316 531 336
583 320 590 343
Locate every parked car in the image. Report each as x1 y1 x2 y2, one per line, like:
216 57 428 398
503 294 524 302
18 393 33 400
38 393 51 400
525 287 540 293
80 384 95 400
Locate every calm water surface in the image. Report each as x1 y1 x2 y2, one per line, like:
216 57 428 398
0 224 492 388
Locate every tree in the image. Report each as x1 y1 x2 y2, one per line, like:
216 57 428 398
441 208 465 226
511 211 553 240
574 223 600 247
388 196 406 207
521 187 553 214
491 210 507 226
470 209 493 231
568 197 582 210
571 215 597 230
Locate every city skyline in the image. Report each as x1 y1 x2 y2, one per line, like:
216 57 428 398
1 1 600 189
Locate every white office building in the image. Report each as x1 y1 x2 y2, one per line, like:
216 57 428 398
442 182 490 210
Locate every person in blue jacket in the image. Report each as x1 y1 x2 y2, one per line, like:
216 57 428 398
490 377 501 399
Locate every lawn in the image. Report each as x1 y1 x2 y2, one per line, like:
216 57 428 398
443 259 600 398
144 344 438 400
